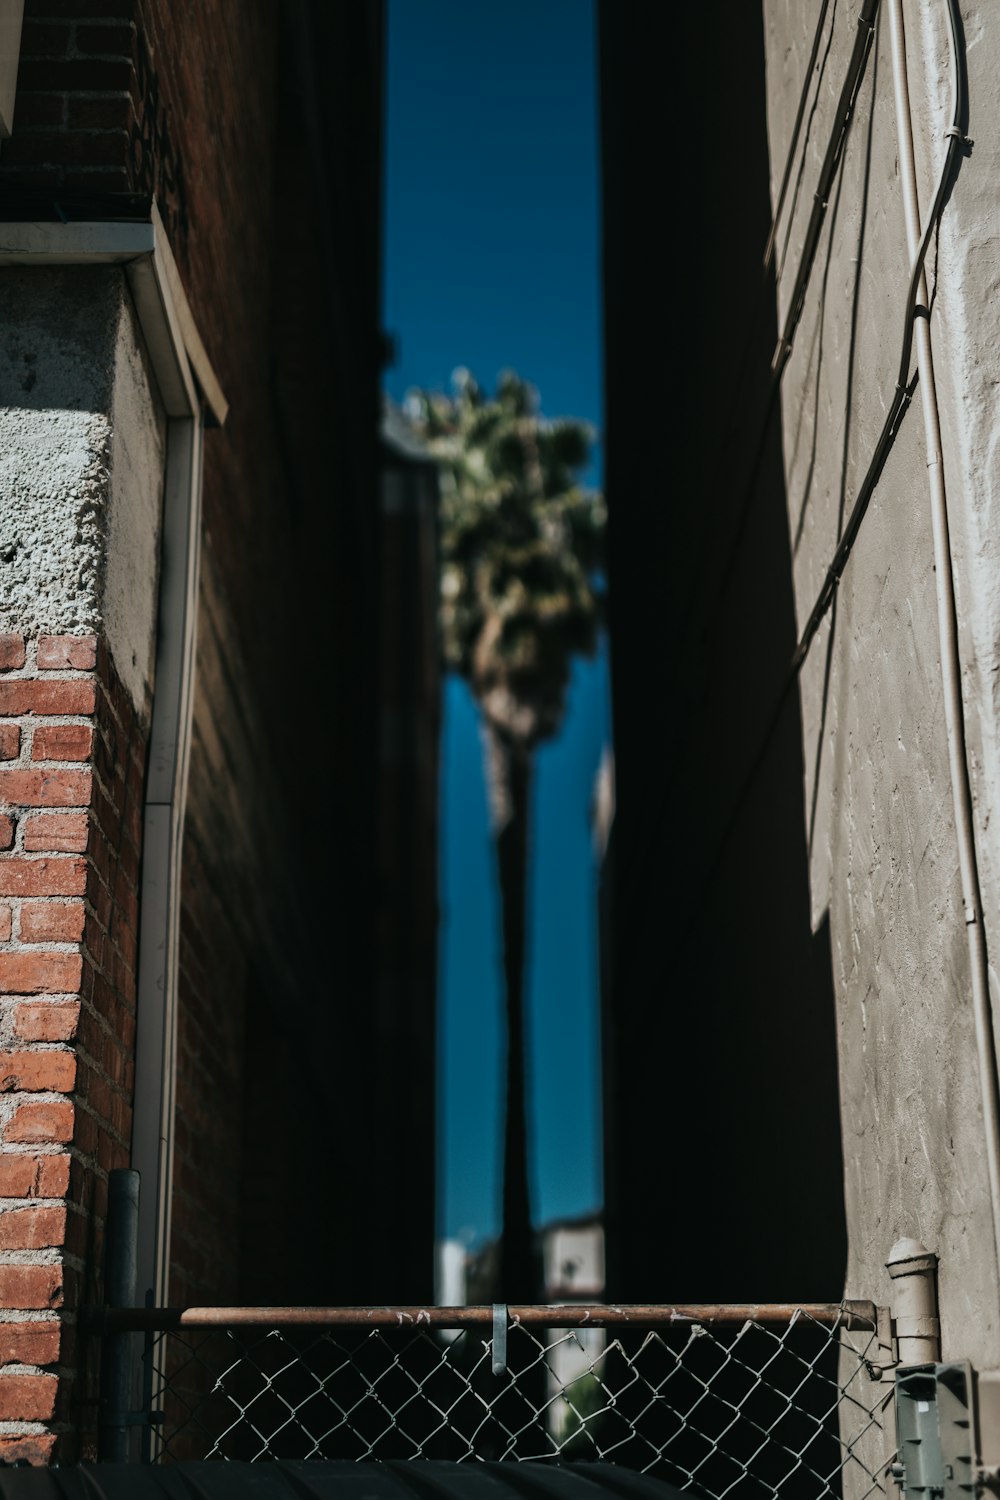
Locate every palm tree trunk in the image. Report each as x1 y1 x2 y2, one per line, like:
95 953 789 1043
483 722 541 1301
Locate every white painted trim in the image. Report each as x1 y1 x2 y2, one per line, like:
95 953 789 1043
0 211 227 425
126 257 199 419
148 203 228 428
0 214 225 1306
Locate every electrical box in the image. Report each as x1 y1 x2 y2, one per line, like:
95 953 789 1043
974 1369 1000 1480
892 1364 975 1499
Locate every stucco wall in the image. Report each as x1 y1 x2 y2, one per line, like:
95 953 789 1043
763 0 1000 1361
0 266 166 715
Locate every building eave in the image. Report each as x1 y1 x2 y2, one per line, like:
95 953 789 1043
0 201 228 427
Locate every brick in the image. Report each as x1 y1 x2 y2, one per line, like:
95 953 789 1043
31 724 92 762
6 1099 74 1144
76 22 135 55
0 815 12 851
0 165 62 190
0 1205 66 1250
16 58 133 93
96 1124 127 1173
61 165 133 193
0 1322 60 1367
23 812 89 852
0 1265 62 1311
37 637 97 672
0 725 19 760
0 635 25 671
41 1154 71 1197
72 1105 98 1158
0 680 94 716
12 1002 80 1043
0 1051 76 1093
19 21 72 55
0 1154 69 1198
66 94 132 131
0 768 92 808
20 902 85 944
0 953 82 994
3 130 128 169
24 0 135 16
90 876 112 930
0 905 10 941
0 858 87 897
11 93 65 129
0 1435 56 1464
119 833 139 886
0 1373 58 1420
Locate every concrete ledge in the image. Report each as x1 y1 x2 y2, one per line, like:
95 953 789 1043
0 207 227 428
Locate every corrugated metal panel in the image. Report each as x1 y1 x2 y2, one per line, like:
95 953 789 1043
0 1462 684 1499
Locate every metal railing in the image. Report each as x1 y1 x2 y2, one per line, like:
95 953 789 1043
85 1300 895 1496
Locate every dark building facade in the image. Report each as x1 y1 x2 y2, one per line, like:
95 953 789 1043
0 0 438 1460
598 3 847 1305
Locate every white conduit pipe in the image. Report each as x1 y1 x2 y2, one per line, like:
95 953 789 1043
887 0 1000 1284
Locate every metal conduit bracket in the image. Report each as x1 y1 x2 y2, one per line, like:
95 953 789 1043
887 1239 940 1368
492 1304 508 1376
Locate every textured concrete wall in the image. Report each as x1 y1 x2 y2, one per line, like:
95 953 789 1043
0 266 166 715
763 0 1000 1361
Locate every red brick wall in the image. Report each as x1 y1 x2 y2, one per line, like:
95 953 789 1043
0 0 188 243
0 632 146 1462
2 0 317 1315
2 0 428 1395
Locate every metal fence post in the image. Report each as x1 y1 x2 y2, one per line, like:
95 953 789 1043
97 1169 141 1462
886 1238 940 1366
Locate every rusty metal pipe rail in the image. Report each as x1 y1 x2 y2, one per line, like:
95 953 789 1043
82 1300 877 1334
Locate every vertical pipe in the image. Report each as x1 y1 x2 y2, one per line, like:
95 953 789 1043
98 1169 141 1462
886 0 1000 1289
132 411 204 1313
887 1238 940 1367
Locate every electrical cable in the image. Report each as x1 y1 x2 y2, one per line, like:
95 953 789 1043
773 0 879 379
792 17 965 670
667 0 969 953
885 0 1000 1285
680 0 879 656
764 0 833 276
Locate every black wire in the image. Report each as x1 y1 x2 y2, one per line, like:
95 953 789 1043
773 0 880 378
681 0 879 653
656 0 969 947
764 0 833 275
791 1 967 671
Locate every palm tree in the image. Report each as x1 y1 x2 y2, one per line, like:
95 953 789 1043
409 370 605 1300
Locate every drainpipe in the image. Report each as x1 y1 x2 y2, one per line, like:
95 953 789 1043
886 0 1000 1292
131 414 204 1312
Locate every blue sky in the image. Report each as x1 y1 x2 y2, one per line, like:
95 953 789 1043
383 0 607 1246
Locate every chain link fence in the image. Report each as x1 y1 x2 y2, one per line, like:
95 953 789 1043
90 1302 894 1497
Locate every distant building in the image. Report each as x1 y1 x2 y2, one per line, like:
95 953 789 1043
455 1211 604 1305
542 1210 605 1302
435 1237 468 1310
451 1212 606 1440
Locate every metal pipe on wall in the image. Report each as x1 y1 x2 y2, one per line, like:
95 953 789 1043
886 0 1000 1291
887 1238 940 1367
